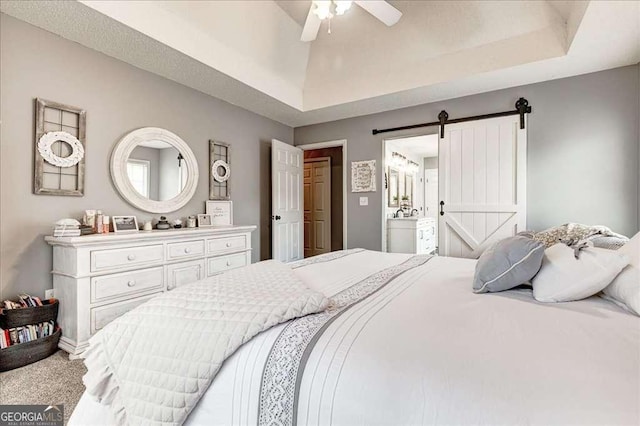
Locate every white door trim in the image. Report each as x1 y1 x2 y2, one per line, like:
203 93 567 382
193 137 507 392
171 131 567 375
297 139 348 250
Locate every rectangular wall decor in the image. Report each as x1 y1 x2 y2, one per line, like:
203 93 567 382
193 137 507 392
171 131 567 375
351 160 376 192
34 98 86 196
209 140 231 200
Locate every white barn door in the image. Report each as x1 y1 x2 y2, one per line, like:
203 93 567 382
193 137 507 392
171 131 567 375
438 115 527 258
272 139 303 262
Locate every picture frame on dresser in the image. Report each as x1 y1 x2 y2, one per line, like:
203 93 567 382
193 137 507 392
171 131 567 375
197 214 213 228
205 200 233 226
112 216 139 233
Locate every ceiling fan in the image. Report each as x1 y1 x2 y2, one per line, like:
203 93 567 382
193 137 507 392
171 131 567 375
300 0 402 42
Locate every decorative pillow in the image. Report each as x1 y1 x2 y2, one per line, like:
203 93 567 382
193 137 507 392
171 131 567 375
590 236 629 251
532 242 629 303
473 236 545 293
602 232 639 315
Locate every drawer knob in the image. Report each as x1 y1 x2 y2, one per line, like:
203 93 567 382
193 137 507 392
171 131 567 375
184 248 191 254
127 254 136 261
127 280 136 287
226 260 231 266
226 242 232 248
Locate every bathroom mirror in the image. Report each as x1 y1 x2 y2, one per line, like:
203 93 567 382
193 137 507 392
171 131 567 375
404 174 414 206
111 127 199 213
388 167 399 208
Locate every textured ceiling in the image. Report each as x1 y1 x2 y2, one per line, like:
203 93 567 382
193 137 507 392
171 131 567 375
1 0 638 127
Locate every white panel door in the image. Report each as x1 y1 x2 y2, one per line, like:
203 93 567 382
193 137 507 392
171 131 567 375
272 139 303 262
438 115 527 258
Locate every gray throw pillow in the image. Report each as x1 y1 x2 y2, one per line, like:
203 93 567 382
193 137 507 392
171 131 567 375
590 236 628 250
473 236 545 293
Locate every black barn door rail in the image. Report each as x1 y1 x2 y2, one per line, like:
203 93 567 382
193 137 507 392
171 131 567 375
372 98 532 138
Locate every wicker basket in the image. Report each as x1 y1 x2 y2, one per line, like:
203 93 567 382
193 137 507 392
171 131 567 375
0 299 60 371
0 328 61 372
0 299 58 329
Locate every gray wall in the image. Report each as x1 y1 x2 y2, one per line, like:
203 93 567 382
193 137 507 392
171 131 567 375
0 14 293 299
295 65 640 251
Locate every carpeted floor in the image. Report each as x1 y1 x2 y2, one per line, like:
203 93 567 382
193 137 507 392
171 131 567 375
0 350 86 424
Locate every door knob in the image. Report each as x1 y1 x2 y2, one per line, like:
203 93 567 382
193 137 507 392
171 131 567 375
271 215 282 220
127 280 136 287
127 254 136 261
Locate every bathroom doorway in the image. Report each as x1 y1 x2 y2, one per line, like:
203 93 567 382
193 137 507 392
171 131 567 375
382 134 439 254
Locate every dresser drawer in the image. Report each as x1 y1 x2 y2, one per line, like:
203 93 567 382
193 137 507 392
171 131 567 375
207 235 246 254
167 259 205 291
167 240 205 261
91 245 164 272
91 294 157 334
207 252 247 276
91 267 164 303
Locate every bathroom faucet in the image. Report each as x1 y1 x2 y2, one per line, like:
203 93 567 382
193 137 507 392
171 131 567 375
411 209 418 217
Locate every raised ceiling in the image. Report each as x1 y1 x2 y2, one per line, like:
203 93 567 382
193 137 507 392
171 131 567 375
1 1 639 127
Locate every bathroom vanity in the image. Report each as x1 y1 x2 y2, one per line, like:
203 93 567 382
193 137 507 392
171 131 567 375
387 217 436 255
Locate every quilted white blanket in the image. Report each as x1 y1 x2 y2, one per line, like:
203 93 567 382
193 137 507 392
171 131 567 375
81 260 328 425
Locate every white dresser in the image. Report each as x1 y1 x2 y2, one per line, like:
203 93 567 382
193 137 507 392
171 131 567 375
45 225 256 356
387 217 436 255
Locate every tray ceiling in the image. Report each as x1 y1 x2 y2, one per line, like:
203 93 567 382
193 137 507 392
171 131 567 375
2 0 638 127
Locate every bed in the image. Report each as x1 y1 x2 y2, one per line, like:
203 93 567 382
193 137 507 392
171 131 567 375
70 249 639 425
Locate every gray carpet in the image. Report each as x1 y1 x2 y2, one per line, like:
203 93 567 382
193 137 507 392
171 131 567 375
0 350 87 424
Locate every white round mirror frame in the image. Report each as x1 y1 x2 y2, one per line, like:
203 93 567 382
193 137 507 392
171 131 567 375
110 127 199 213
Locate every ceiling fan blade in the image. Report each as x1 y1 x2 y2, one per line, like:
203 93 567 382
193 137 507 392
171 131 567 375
301 5 322 42
354 0 402 26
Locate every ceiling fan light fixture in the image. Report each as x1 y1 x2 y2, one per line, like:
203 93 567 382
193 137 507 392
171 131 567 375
334 1 353 16
312 0 333 21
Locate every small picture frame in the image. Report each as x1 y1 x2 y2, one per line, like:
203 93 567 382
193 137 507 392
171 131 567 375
197 214 213 228
205 201 233 226
112 216 139 233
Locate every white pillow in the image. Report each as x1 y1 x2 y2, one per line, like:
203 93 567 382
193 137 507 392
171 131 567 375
532 243 629 303
602 232 640 315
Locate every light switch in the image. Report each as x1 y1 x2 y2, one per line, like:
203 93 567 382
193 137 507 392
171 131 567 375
359 197 369 206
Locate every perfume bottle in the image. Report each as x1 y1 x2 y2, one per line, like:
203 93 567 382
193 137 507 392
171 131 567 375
96 210 103 233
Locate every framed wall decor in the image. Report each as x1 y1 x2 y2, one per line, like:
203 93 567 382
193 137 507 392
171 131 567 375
34 98 86 196
351 160 376 192
112 216 139 233
209 140 231 200
205 200 233 226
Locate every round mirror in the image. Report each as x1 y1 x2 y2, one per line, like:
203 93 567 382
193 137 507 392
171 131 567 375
111 128 199 213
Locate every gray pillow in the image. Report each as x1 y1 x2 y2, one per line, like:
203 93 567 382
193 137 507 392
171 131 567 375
473 236 545 293
589 236 628 250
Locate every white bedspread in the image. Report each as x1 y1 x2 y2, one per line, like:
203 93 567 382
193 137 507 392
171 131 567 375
79 260 328 425
72 250 640 425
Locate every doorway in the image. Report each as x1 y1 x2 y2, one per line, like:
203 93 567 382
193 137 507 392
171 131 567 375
382 134 439 254
304 157 332 257
300 140 348 258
